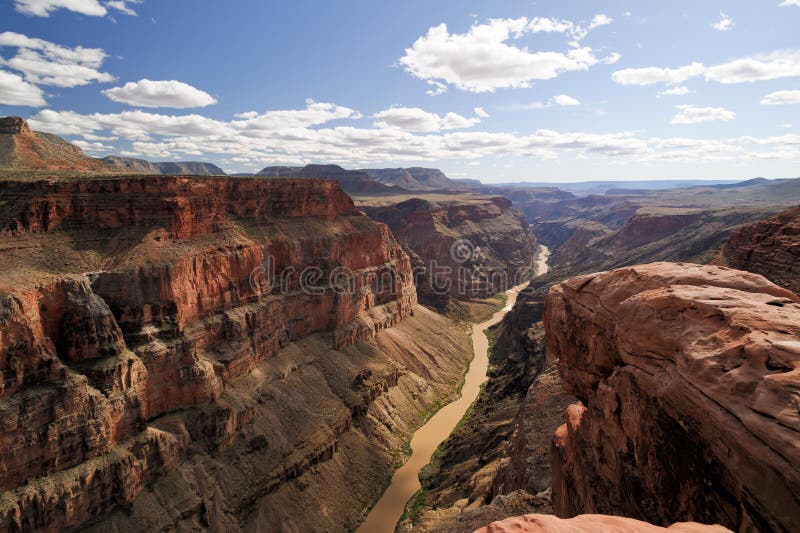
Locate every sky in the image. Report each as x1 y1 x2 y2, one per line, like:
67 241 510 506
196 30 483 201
0 0 798 182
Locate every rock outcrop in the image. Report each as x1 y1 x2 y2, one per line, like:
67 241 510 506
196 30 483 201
359 167 455 190
101 155 226 175
0 117 111 173
474 514 732 533
0 175 472 531
720 205 800 295
258 164 402 194
363 196 536 310
545 263 800 532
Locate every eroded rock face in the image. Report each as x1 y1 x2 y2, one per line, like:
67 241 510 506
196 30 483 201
474 514 732 533
545 263 800 532
0 176 445 532
721 205 800 295
364 196 536 309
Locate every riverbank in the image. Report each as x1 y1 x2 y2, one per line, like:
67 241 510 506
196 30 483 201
357 281 530 533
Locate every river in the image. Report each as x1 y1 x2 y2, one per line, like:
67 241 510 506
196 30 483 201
358 245 551 532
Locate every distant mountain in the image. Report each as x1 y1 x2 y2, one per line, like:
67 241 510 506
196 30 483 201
359 167 456 190
493 179 744 196
257 164 404 194
0 116 111 172
101 156 226 175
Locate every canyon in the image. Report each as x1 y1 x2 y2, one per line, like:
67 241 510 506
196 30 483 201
1 118 799 532
361 195 536 312
0 174 478 531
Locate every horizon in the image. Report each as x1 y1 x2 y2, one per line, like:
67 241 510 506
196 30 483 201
0 1 798 182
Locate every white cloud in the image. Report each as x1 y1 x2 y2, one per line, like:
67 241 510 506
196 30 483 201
373 107 480 132
13 0 140 17
426 80 448 96
712 13 734 31
613 50 800 87
706 50 800 83
0 32 114 87
588 14 614 30
106 1 139 16
780 0 800 6
234 111 259 119
0 70 47 106
399 15 618 93
553 94 580 106
102 79 217 108
24 100 798 168
14 0 106 17
658 86 691 97
474 106 490 118
761 90 800 105
612 62 705 86
671 105 736 124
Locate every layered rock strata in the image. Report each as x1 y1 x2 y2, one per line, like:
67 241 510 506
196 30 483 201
545 263 800 532
0 176 471 531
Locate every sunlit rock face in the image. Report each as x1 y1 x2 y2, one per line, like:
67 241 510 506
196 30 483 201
0 176 472 532
545 262 800 532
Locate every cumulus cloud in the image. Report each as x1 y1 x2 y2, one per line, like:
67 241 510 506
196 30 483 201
0 69 47 106
780 0 800 6
658 86 691 97
706 50 800 83
553 94 580 106
613 50 800 87
0 31 114 87
399 15 618 93
671 105 736 124
103 79 217 108
373 107 480 132
612 62 705 86
474 106 490 118
712 13 734 31
14 0 140 17
761 90 800 105
504 94 581 110
24 99 797 168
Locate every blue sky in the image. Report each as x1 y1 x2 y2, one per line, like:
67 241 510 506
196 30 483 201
0 0 798 182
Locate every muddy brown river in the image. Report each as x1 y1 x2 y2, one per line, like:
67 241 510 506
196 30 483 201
358 246 550 532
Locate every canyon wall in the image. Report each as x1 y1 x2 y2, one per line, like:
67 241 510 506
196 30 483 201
363 196 536 311
545 263 800 532
719 205 800 295
0 176 472 531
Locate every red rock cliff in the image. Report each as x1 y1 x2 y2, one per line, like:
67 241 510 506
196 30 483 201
544 263 800 532
363 196 536 309
0 176 419 531
720 205 800 295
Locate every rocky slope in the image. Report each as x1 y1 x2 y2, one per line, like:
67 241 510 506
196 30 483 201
362 196 536 311
258 164 403 194
719 205 800 295
474 514 732 533
101 155 226 175
0 176 474 531
545 263 800 532
359 168 455 190
0 116 111 173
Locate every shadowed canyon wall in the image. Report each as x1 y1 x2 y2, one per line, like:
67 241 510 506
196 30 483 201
0 176 473 531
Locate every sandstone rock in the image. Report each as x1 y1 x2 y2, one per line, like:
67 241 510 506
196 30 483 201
721 205 800 295
364 196 536 309
545 262 800 532
0 176 437 531
474 513 732 533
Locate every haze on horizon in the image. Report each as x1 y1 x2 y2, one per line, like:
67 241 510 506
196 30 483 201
0 0 798 183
